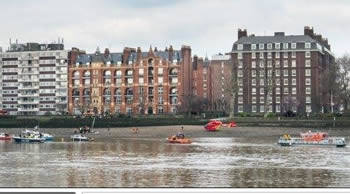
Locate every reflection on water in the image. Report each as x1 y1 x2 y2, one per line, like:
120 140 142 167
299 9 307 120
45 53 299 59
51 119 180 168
0 137 350 187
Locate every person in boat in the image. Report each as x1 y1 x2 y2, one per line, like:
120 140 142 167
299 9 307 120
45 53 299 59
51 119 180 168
176 132 185 139
79 127 83 134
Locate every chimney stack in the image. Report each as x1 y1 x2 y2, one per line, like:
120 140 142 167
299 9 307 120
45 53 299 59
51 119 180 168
238 28 247 39
304 26 314 38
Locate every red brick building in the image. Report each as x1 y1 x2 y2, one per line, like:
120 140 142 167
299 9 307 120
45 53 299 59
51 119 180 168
230 26 335 114
67 45 192 115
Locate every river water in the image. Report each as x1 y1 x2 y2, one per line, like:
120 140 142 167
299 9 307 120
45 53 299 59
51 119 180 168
0 137 349 187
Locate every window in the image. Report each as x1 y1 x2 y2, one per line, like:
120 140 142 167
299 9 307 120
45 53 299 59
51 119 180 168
305 51 311 58
276 96 280 103
306 96 311 103
252 61 256 68
276 69 280 76
305 59 311 67
252 87 256 94
292 78 296 85
158 77 163 84
276 87 280 94
306 87 311 94
275 60 280 67
238 52 243 59
292 69 296 77
252 105 257 112
283 60 288 67
275 52 280 59
305 69 311 76
292 60 296 67
260 96 264 103
238 78 243 86
306 105 312 113
252 79 256 86
238 96 243 104
238 88 243 95
275 43 280 49
267 43 272 49
283 43 288 49
260 105 264 112
260 70 264 77
252 52 256 59
259 52 264 59
252 96 256 104
283 87 289 94
268 52 272 59
284 52 288 58
237 44 243 50
292 87 297 95
252 70 256 77
158 68 163 75
259 44 264 50
305 78 311 85
260 88 264 94
251 44 256 50
238 70 243 77
259 60 264 68
284 69 288 76
305 42 311 49
284 79 288 85
139 77 144 84
292 43 297 49
238 61 243 69
260 79 264 86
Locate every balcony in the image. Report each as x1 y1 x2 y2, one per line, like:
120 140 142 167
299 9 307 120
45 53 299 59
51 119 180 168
19 78 39 82
18 93 39 97
18 100 39 104
21 70 39 75
18 85 39 90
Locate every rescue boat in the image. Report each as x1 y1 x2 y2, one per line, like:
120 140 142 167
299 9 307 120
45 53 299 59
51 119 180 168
204 120 236 131
278 131 346 147
166 135 192 144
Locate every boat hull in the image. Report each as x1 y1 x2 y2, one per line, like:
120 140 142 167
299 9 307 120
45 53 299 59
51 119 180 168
278 137 346 147
13 137 45 143
0 137 12 141
166 137 192 144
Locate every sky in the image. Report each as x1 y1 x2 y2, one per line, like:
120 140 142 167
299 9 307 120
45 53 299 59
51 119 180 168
0 0 349 58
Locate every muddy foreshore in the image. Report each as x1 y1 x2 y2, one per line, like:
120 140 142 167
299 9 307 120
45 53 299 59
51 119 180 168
1 125 350 142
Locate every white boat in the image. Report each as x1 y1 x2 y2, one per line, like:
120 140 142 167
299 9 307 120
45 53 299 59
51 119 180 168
71 134 89 142
22 129 54 141
278 132 346 147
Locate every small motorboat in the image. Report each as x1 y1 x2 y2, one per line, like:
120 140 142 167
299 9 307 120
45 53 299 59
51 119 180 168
166 135 192 144
12 136 45 143
22 129 54 141
0 133 12 141
71 134 90 142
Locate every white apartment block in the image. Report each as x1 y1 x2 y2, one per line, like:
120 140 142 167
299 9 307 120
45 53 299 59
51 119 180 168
0 42 68 115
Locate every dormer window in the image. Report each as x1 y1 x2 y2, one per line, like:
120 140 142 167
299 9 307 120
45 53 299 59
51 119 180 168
283 43 288 49
128 60 132 65
292 43 297 49
267 43 272 50
275 43 280 49
173 59 177 64
86 62 90 65
259 44 264 50
117 61 122 66
251 44 256 50
305 42 311 49
106 61 111 65
237 44 243 50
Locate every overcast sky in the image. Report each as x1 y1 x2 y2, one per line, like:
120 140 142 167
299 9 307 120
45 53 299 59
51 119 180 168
0 0 349 58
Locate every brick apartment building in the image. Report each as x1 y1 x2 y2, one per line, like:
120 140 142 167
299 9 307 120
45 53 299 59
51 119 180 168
0 41 68 115
67 45 192 115
230 26 335 114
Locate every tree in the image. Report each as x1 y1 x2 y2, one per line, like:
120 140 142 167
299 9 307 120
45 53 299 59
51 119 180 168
261 58 276 117
335 54 350 112
223 59 239 118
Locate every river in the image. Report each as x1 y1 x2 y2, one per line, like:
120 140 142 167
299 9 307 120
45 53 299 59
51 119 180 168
0 137 349 187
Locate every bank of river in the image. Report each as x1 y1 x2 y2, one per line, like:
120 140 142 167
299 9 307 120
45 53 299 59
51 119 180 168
1 126 350 142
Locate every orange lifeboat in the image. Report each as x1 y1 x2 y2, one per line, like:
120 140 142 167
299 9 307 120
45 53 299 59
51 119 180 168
166 135 192 144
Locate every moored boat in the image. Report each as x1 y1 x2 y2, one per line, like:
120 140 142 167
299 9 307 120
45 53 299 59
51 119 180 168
22 129 54 141
12 136 45 143
71 134 90 142
278 131 346 147
0 133 12 141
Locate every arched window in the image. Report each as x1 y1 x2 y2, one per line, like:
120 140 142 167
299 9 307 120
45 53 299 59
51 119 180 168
115 88 121 95
73 89 80 96
170 88 177 95
169 68 178 75
125 88 133 95
84 71 91 77
104 70 111 77
104 88 111 95
83 88 90 96
73 71 80 78
115 70 122 77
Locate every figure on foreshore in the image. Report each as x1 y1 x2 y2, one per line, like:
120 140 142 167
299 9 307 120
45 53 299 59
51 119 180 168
132 127 139 134
181 126 184 131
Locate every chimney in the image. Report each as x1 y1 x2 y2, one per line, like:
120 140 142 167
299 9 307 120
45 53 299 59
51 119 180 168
304 26 314 38
104 48 110 57
238 28 247 39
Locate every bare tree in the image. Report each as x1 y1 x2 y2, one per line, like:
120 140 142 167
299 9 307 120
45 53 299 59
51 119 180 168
223 59 239 118
336 54 350 112
262 58 276 117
